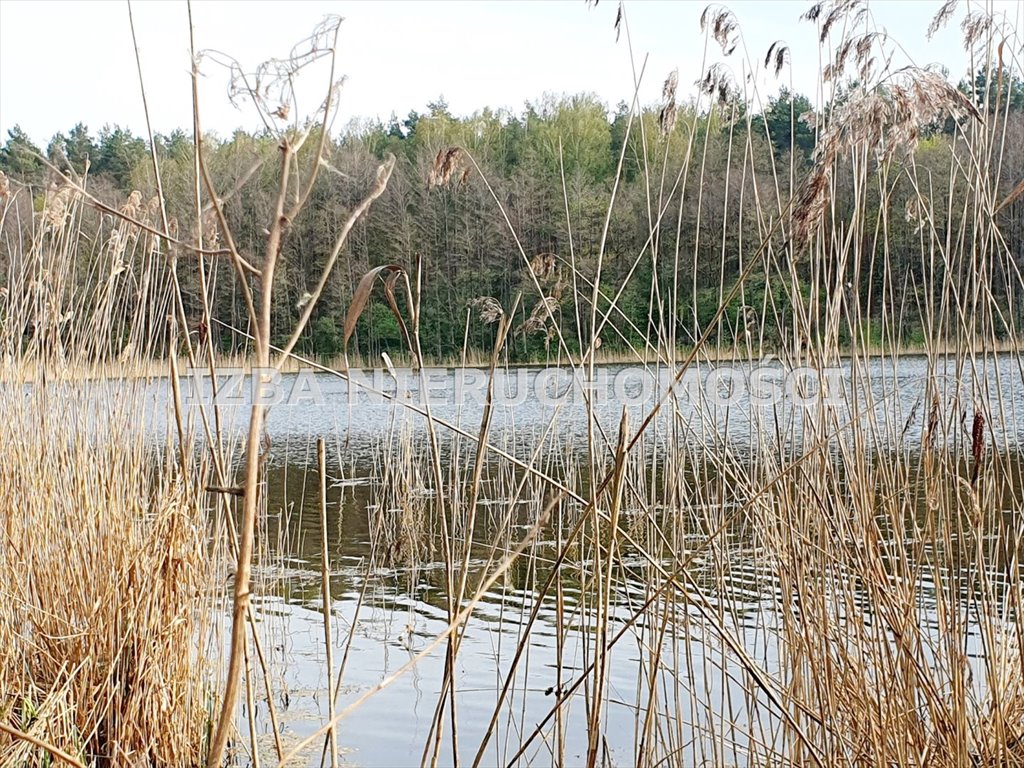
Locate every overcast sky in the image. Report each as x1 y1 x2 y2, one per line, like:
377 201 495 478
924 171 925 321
1 0 1019 147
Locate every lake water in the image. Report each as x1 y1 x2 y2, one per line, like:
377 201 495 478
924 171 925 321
129 353 1024 459
63 354 1024 765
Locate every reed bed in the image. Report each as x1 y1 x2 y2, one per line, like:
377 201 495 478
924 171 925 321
0 394 214 767
294 375 1023 767
0 179 221 767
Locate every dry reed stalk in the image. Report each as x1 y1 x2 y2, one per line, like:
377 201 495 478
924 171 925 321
586 408 629 768
0 722 86 768
191 18 397 765
317 438 339 768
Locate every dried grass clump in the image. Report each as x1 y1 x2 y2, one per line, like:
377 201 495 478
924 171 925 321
367 429 435 568
758 447 1024 768
0 162 215 765
0 386 214 767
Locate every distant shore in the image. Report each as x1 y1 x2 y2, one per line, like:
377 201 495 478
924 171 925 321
2 337 1021 384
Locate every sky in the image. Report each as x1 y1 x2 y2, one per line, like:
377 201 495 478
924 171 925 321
0 0 1020 147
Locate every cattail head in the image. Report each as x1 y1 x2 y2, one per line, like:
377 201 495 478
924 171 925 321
924 392 940 452
970 408 986 487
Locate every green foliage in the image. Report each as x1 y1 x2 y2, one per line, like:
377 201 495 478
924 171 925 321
761 87 816 161
310 315 343 357
8 81 1021 361
961 65 1024 113
47 122 96 175
0 125 44 181
94 125 148 187
524 93 613 181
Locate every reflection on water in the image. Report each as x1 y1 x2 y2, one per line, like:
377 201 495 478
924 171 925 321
199 356 1024 766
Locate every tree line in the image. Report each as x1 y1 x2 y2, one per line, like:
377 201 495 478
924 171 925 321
1 68 1022 363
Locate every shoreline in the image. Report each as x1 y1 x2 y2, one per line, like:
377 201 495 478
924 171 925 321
1 338 1021 384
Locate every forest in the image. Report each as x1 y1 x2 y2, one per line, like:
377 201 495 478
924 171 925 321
2 68 1022 363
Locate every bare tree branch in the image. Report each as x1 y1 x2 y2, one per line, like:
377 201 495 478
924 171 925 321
276 154 396 366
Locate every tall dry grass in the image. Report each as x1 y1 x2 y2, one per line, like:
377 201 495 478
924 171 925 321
0 181 219 766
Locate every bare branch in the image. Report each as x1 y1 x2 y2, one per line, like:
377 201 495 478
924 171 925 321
200 155 268 217
287 23 344 221
275 154 396 366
